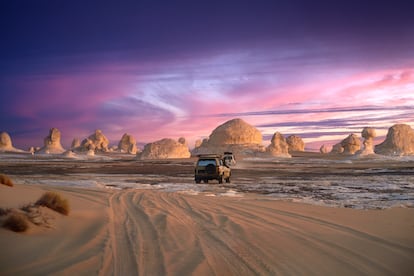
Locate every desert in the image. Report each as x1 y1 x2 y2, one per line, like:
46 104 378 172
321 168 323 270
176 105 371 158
1 147 414 275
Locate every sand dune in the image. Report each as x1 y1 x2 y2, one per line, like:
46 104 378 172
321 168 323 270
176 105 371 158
1 184 413 275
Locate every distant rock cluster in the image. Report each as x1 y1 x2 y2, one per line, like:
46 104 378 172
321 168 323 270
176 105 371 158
137 138 190 159
1 119 414 158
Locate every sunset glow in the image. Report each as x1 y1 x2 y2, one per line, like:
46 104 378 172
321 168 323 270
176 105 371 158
1 1 413 150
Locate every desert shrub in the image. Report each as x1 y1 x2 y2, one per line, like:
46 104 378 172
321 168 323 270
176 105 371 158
35 192 69 215
0 207 10 216
3 212 29 232
0 174 14 187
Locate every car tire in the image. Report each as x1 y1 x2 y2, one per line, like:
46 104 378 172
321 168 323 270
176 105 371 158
195 179 201 184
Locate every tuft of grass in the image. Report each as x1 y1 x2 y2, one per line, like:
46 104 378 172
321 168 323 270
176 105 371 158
0 174 14 187
0 207 10 216
35 192 70 215
3 212 29 232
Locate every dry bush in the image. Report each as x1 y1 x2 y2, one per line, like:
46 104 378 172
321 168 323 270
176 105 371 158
35 192 69 215
3 212 29 232
0 207 10 216
0 174 14 187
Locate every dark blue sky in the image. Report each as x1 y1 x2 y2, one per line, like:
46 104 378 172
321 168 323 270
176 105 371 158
1 0 414 150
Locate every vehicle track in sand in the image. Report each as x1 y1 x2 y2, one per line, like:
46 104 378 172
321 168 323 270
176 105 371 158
102 189 414 275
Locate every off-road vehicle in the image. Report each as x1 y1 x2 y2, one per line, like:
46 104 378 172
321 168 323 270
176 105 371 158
223 151 236 166
194 154 231 184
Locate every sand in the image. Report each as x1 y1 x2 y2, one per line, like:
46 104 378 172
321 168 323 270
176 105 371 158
1 182 413 276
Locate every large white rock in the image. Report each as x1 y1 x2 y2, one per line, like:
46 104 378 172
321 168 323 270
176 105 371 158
286 135 305 152
208 118 262 145
191 118 265 156
79 130 110 152
37 128 66 154
118 133 137 154
137 138 191 159
265 132 291 157
0 132 23 152
375 124 414 156
331 134 361 155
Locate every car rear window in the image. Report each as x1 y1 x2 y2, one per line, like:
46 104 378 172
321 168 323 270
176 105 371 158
197 159 217 166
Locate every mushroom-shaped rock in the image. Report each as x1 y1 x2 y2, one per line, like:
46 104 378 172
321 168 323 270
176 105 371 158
266 132 291 157
375 124 414 156
356 127 377 156
208 118 262 145
0 132 23 152
118 133 137 154
37 128 66 154
286 135 305 152
331 134 361 155
137 138 191 160
80 130 109 152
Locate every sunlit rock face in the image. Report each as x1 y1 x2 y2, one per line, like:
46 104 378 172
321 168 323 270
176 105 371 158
375 124 414 156
118 133 137 154
137 138 191 159
0 132 24 152
0 132 13 151
37 128 66 154
331 134 361 155
191 118 265 156
208 118 262 145
286 135 305 152
79 130 110 152
356 127 376 156
265 132 291 157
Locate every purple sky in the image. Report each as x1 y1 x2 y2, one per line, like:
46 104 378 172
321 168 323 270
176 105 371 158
1 0 414 150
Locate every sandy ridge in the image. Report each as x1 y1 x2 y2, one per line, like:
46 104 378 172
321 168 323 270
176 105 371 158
1 185 414 275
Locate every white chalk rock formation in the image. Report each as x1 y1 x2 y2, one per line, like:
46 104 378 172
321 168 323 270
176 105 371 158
37 128 66 154
191 118 265 156
331 134 361 155
0 132 23 152
356 127 376 156
320 144 330 154
286 135 305 152
71 138 81 149
208 118 262 145
118 133 137 154
80 130 109 152
266 132 291 157
375 124 414 156
137 138 191 159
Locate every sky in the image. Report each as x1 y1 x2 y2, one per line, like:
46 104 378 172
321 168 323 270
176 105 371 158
1 0 414 151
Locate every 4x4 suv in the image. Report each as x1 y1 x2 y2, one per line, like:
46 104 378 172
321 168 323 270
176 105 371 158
195 154 231 184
